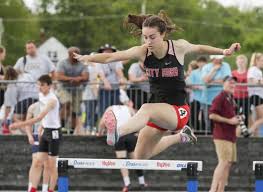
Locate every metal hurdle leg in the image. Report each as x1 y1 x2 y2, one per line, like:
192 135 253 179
58 160 69 192
186 162 198 192
255 163 263 192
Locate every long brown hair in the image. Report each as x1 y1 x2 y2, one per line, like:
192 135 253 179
4 66 18 80
123 10 182 37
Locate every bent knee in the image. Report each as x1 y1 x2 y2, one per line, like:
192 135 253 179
140 103 154 113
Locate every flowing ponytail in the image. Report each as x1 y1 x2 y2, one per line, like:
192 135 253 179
123 10 182 37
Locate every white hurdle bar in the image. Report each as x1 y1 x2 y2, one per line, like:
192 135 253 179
253 161 263 192
57 158 203 192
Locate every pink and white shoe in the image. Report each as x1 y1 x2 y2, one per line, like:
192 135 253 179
103 110 120 146
180 125 197 144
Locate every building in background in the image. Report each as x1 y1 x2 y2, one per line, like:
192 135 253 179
38 37 67 66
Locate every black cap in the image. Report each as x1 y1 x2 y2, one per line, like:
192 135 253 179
223 75 237 82
98 44 117 53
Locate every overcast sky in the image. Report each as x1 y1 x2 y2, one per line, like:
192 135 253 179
215 0 263 10
23 0 263 11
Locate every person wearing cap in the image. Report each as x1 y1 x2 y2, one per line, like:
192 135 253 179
201 55 231 133
96 43 127 117
209 75 240 192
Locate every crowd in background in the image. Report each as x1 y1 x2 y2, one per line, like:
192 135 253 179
0 42 263 138
187 52 263 137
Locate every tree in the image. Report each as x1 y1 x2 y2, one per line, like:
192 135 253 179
0 0 40 65
2 0 263 67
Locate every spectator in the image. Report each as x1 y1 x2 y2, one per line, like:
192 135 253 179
82 54 100 135
0 45 6 107
201 55 231 133
10 75 61 192
232 55 249 129
25 102 49 192
56 46 89 135
97 43 126 117
1 66 17 134
187 56 207 131
12 40 55 124
98 90 147 192
185 60 198 103
127 61 150 110
209 76 240 192
247 53 263 136
14 40 55 80
185 60 198 79
3 66 38 134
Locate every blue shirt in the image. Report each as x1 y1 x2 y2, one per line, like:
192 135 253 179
201 62 231 105
188 68 204 103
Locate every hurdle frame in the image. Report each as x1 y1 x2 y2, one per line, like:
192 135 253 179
57 158 203 192
253 161 263 192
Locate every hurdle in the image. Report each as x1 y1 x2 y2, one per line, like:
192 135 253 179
253 161 263 192
57 158 203 192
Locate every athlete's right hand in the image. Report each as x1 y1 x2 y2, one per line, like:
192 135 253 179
73 52 90 62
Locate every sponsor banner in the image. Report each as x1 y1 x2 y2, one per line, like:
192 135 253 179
57 158 203 171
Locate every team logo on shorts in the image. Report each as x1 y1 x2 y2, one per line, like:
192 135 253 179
178 108 187 119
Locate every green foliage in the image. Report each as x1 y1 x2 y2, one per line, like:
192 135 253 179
1 0 263 69
0 0 40 65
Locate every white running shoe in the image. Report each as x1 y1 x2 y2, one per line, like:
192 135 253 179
180 125 197 144
104 110 119 146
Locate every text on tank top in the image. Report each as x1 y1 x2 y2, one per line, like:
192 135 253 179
144 40 186 105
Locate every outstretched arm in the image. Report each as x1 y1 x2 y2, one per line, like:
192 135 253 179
9 99 56 129
178 39 241 56
73 45 146 64
195 43 240 56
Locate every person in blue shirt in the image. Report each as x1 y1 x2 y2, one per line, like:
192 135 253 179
187 56 208 132
201 55 231 133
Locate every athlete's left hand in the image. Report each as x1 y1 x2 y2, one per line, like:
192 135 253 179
223 43 241 56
